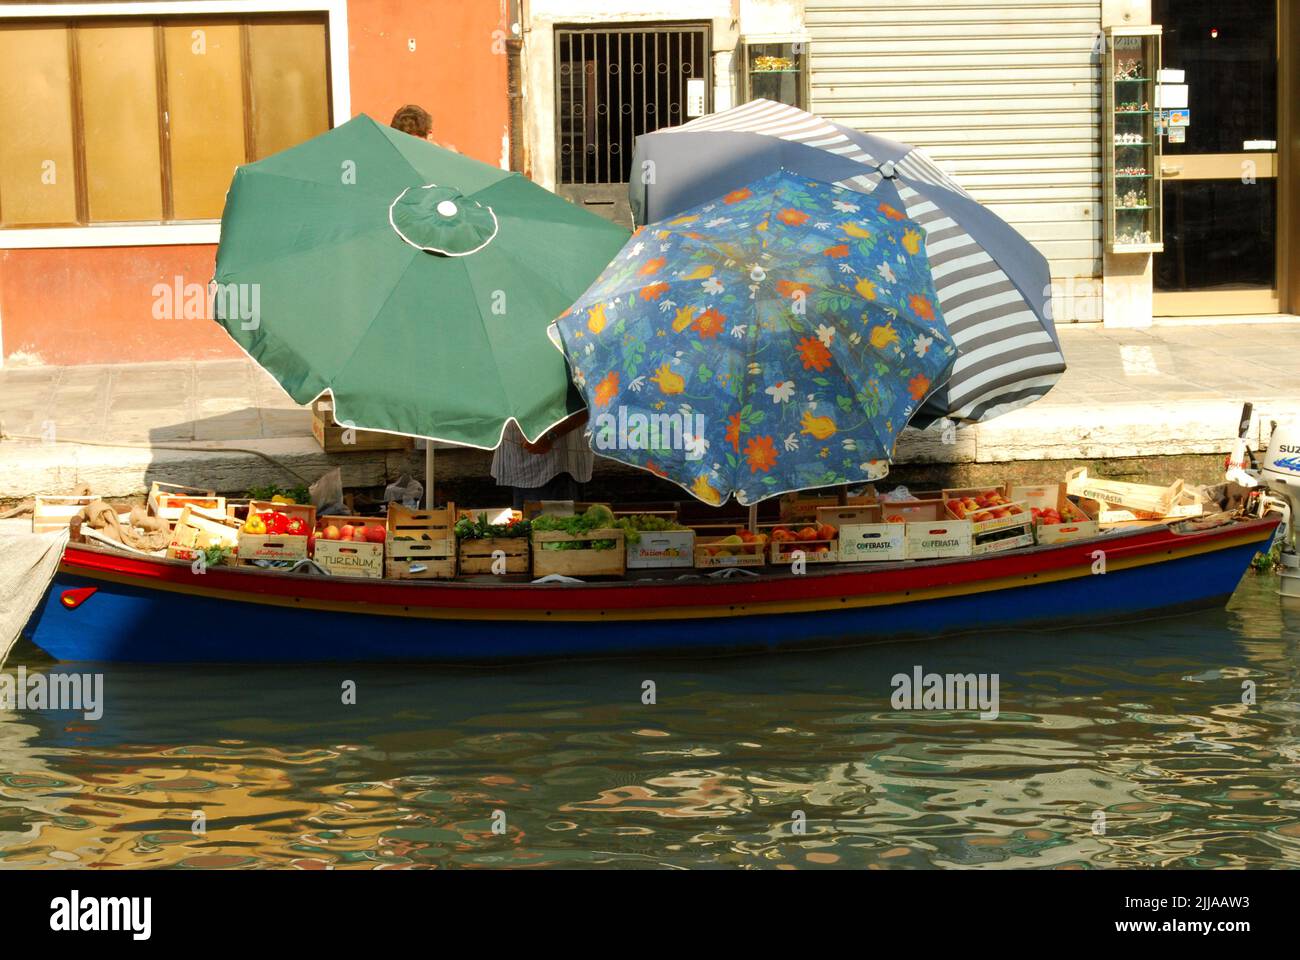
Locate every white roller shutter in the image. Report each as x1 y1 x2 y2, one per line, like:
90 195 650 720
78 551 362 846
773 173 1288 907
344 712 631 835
806 0 1102 320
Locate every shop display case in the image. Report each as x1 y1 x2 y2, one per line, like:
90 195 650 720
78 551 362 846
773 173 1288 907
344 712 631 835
1103 25 1164 253
739 37 809 109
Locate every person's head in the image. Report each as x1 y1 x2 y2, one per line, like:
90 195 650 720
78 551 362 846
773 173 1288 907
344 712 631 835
390 104 434 141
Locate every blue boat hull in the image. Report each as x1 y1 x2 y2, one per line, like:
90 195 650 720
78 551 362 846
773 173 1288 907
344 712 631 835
20 527 1268 663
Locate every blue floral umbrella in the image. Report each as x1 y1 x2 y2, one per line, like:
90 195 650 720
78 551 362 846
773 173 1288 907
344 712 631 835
552 170 957 506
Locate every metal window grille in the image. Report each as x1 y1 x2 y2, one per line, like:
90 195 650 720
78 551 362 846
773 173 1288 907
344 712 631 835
555 24 711 188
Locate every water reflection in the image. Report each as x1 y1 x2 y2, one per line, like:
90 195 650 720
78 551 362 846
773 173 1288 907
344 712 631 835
1 577 1298 869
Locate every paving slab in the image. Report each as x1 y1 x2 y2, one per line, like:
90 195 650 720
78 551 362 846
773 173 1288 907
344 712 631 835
2 320 1299 499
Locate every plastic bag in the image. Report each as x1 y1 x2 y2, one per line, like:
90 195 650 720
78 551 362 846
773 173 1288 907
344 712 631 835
879 485 919 503
384 473 424 508
310 467 346 517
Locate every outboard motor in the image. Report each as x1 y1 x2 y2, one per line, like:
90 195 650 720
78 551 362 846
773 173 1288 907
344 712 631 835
1258 419 1300 598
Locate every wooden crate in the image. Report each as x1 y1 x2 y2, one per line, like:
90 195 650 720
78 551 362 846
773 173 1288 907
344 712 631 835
166 504 241 562
522 500 612 520
148 481 224 522
313 515 385 578
693 535 766 569
386 502 456 579
237 500 317 564
459 537 530 575
531 529 625 578
32 495 99 534
1064 468 1185 517
457 505 521 525
310 396 413 453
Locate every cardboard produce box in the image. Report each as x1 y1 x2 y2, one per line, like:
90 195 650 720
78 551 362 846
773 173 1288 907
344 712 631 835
820 505 906 563
1064 467 1186 517
971 524 1035 555
901 501 972 560
1077 491 1202 529
626 530 695 569
1009 483 1099 544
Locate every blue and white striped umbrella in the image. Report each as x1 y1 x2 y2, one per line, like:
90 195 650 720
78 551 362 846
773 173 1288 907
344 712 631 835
629 99 1066 426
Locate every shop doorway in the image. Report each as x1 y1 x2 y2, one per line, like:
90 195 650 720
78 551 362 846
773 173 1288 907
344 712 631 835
553 23 711 228
1152 0 1284 315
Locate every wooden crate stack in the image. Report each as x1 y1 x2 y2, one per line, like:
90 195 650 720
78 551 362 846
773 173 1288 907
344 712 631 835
387 502 456 579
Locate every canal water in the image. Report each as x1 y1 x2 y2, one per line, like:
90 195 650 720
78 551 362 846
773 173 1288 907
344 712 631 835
1 575 1297 870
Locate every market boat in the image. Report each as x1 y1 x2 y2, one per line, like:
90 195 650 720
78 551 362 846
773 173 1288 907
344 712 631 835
19 514 1278 663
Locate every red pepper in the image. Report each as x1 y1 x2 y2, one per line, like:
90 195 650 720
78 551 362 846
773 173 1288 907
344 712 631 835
285 516 306 536
265 512 290 535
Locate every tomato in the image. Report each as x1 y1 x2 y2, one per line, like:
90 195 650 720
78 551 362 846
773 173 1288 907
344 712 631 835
816 524 836 541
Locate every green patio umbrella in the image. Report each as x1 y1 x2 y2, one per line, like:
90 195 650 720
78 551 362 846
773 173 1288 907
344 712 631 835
212 114 629 482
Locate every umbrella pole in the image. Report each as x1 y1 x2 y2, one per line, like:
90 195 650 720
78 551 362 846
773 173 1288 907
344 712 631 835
748 503 757 534
425 442 435 509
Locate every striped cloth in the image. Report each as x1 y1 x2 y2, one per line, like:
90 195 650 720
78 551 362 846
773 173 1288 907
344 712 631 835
490 420 594 488
654 99 1066 424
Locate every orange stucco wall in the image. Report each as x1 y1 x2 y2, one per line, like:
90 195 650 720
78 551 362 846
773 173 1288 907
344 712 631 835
0 0 510 366
348 0 510 165
0 245 232 365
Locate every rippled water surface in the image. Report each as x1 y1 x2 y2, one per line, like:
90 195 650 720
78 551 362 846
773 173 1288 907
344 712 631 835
2 576 1299 869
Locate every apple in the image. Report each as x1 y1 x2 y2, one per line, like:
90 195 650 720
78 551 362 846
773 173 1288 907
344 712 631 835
886 514 905 524
322 524 341 541
365 525 387 544
340 524 356 541
797 526 819 542
817 524 837 541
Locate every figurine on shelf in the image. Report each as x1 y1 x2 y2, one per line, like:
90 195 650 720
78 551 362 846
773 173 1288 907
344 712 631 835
1115 57 1146 80
1116 228 1153 245
1118 189 1149 208
1116 132 1145 145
